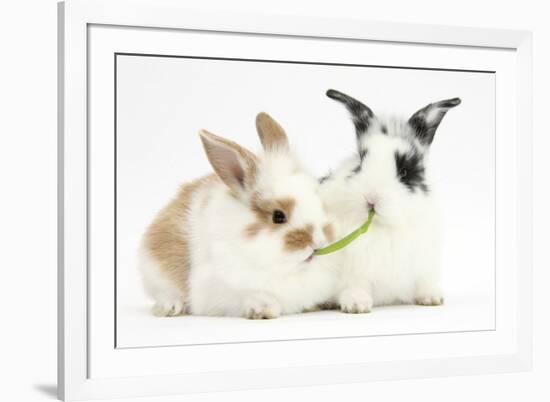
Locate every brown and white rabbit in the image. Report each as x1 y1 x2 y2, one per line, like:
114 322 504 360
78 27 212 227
139 113 336 319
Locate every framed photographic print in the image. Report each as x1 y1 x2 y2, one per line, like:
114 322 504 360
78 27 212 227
58 0 533 400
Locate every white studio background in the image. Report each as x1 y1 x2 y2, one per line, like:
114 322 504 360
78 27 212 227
1 0 549 401
116 54 495 347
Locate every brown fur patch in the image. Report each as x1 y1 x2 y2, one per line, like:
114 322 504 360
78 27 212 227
251 194 296 222
250 192 271 224
322 223 335 242
284 224 313 251
244 222 264 238
277 198 296 217
143 174 217 306
244 193 296 238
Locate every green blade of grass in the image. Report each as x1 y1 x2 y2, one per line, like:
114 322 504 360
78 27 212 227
313 209 375 256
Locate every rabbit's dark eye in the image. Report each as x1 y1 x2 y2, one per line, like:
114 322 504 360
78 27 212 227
272 209 287 224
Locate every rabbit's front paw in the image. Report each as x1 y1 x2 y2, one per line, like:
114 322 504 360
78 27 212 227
415 294 444 306
152 299 185 317
243 292 282 319
415 284 444 306
338 287 373 314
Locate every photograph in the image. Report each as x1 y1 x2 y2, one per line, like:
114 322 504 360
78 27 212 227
48 1 537 399
1 0 545 399
115 53 496 348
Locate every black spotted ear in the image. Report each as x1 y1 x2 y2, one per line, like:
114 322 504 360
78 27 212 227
408 98 461 146
326 89 375 140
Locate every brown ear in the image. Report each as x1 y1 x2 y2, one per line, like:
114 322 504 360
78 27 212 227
255 112 290 153
199 130 258 194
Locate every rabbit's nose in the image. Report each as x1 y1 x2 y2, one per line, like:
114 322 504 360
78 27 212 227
366 195 379 211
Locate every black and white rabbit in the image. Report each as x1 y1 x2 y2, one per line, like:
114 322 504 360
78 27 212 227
319 89 461 313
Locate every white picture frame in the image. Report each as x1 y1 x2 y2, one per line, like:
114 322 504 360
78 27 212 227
58 0 533 400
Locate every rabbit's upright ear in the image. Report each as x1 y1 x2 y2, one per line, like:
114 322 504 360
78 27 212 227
408 98 461 146
199 130 258 194
326 89 375 140
255 112 290 153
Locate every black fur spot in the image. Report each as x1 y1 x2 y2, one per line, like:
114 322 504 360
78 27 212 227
347 148 368 178
359 148 368 162
380 124 388 134
438 98 462 108
394 150 428 193
354 119 368 133
346 162 363 180
408 114 436 146
319 172 332 183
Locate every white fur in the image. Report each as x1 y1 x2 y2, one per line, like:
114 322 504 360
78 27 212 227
140 148 337 319
316 117 443 310
188 153 336 317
